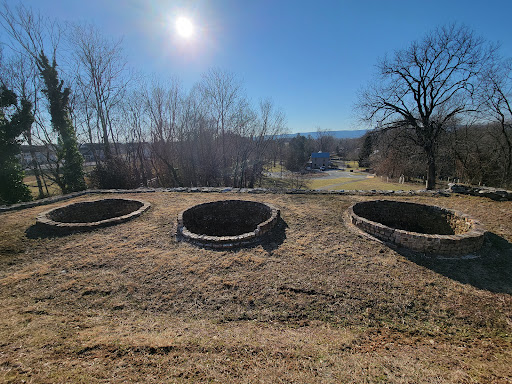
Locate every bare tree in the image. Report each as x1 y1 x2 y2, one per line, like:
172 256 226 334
199 68 244 185
178 86 221 187
69 23 129 160
0 2 80 194
315 127 337 153
250 98 286 186
230 98 257 187
357 24 495 189
480 59 512 187
0 2 58 61
144 77 183 186
116 87 151 187
368 128 428 181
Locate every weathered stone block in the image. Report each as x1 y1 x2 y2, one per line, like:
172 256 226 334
36 198 151 234
349 200 486 257
177 200 280 249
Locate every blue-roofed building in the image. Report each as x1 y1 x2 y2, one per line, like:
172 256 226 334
310 152 330 169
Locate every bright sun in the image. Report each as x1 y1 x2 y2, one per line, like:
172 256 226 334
176 17 194 38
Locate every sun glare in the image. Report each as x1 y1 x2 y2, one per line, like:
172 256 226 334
176 17 194 38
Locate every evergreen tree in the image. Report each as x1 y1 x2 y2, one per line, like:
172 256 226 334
358 133 373 168
0 86 33 204
36 53 86 193
285 135 308 171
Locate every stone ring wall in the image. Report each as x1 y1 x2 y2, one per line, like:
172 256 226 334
348 200 486 256
177 200 280 249
36 198 151 234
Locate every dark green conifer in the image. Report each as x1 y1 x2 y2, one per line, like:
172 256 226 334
0 86 33 204
358 133 373 168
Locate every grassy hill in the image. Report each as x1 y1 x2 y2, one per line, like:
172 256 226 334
1 192 511 383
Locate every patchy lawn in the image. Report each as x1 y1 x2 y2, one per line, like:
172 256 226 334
307 176 420 191
1 192 511 383
307 177 356 189
329 178 420 191
23 175 62 199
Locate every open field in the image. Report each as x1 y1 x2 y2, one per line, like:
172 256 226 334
23 167 95 199
308 177 356 189
23 175 61 199
307 176 420 191
1 192 511 383
264 164 287 174
327 178 420 191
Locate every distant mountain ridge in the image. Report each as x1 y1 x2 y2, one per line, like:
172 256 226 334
278 130 367 139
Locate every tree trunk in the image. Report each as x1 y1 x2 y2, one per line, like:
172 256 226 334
26 132 45 199
29 150 44 199
500 123 512 188
137 144 148 187
426 152 436 190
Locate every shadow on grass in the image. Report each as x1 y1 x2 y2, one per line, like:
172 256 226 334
398 232 512 294
214 216 288 254
260 217 288 253
25 224 80 239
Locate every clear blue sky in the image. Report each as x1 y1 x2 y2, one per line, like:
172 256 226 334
10 0 512 133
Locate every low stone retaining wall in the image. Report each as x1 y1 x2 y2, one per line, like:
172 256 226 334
348 200 486 256
177 200 280 249
449 184 512 201
36 198 151 234
0 187 453 214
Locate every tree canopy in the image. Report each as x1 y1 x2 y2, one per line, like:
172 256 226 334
358 24 495 189
0 85 33 204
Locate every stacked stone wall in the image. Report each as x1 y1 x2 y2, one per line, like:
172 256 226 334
349 200 485 256
449 184 512 201
177 200 280 249
36 198 150 234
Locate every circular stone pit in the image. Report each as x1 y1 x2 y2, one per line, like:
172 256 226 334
177 200 280 249
348 200 486 256
36 198 151 233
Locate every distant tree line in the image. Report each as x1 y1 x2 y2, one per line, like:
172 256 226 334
282 130 360 172
358 120 512 188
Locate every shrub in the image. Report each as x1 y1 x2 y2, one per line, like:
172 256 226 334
0 87 33 204
89 157 138 189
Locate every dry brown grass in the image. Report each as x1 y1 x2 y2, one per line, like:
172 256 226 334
23 175 62 199
1 192 511 383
